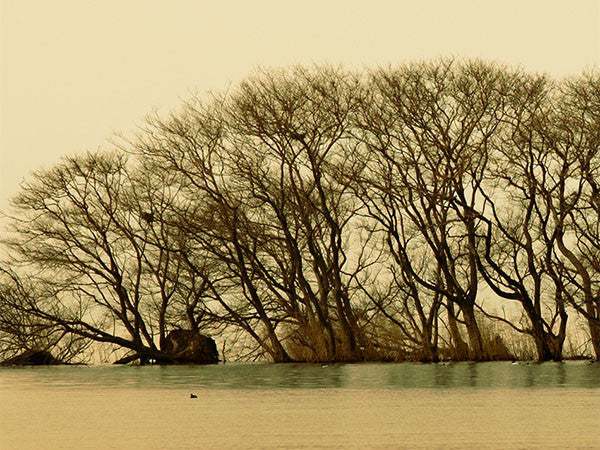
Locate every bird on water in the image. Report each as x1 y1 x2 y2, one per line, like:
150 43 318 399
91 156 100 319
190 393 198 399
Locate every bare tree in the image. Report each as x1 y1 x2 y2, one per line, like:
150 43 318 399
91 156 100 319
351 59 518 360
3 151 214 363
225 67 373 361
128 93 296 362
546 71 600 357
0 268 91 363
131 67 378 362
471 71 568 361
4 61 597 364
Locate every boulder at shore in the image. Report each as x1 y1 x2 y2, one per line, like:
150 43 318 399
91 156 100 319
1 349 62 366
162 330 219 364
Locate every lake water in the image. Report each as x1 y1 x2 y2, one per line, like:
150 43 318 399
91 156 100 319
1 362 599 449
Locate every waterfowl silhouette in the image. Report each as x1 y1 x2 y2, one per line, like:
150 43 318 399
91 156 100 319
190 393 198 399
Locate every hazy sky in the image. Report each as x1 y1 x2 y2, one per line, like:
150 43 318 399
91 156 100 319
1 0 599 215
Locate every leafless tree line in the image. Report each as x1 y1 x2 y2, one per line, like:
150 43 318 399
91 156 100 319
1 59 598 363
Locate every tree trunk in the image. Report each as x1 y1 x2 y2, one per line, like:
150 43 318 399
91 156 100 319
531 331 561 362
523 304 566 362
587 313 600 360
556 231 600 359
446 300 469 360
461 304 485 361
419 332 439 363
267 330 293 363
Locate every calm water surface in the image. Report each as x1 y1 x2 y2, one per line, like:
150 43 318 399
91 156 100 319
1 362 599 449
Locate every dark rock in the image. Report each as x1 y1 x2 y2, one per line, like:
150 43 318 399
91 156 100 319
1 349 62 366
162 330 219 364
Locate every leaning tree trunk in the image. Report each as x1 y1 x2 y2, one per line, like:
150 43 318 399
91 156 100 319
461 303 485 361
522 301 566 362
446 300 469 360
556 233 600 359
419 331 439 363
587 312 600 360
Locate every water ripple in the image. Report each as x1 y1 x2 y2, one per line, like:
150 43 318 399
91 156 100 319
1 361 598 391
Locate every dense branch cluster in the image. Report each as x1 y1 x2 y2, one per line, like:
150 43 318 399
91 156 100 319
1 59 598 363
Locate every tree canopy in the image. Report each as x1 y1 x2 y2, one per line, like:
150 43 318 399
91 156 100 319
1 59 598 364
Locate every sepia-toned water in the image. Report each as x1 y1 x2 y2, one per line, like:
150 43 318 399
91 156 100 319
1 362 599 449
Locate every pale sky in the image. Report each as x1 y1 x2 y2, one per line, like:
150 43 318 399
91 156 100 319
1 0 599 217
